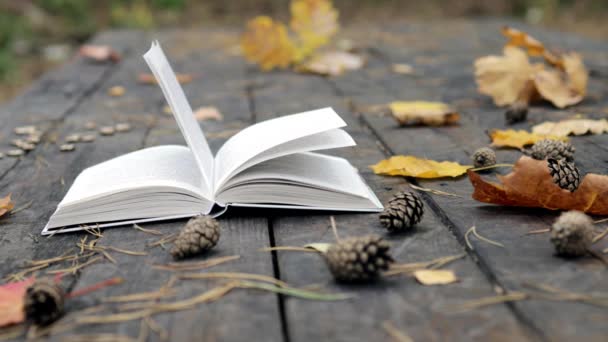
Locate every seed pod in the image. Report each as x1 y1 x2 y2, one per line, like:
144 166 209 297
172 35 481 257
171 216 221 259
472 147 496 168
379 191 424 232
324 235 394 282
23 279 65 326
551 211 594 257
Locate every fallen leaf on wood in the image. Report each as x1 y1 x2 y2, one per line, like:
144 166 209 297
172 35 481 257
413 269 458 285
0 277 35 327
107 86 125 97
297 51 364 76
193 107 223 122
489 129 568 149
469 156 608 215
392 63 414 75
290 0 338 59
0 194 14 218
241 16 296 70
371 156 471 179
138 73 194 85
474 27 588 109
388 101 459 126
532 119 608 137
78 45 121 63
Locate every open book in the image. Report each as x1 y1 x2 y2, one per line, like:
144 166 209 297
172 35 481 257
42 41 382 235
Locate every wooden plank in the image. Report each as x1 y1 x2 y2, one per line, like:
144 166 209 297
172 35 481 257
247 66 535 340
335 20 608 341
0 30 283 341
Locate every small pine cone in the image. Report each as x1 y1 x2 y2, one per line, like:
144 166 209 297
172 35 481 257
171 216 220 259
551 211 594 257
505 102 528 124
548 158 580 192
529 139 575 162
379 191 424 232
23 279 65 326
472 147 496 168
324 235 394 282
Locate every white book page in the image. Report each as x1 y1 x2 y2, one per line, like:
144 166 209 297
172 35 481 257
214 107 347 190
59 145 207 207
143 41 214 198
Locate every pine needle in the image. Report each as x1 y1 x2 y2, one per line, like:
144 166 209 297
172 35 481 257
75 310 152 325
445 292 528 313
106 246 148 256
330 215 340 242
10 200 33 215
133 224 163 236
526 228 550 235
48 256 103 274
236 281 353 301
179 272 289 287
409 184 461 198
382 321 413 342
147 233 177 248
258 246 319 253
592 227 608 244
0 325 25 341
465 226 504 250
594 217 608 224
145 316 168 342
152 255 240 271
103 289 175 303
62 334 137 342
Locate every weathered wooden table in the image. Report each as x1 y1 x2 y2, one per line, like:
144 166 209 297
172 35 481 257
1 20 607 341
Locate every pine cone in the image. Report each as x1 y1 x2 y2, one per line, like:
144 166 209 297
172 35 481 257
171 216 220 259
529 139 575 162
23 279 65 326
505 101 528 124
472 147 496 168
548 158 580 192
324 235 394 282
551 211 594 257
379 191 424 232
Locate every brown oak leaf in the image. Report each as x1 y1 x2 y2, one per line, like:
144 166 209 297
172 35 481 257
468 156 608 215
0 194 14 218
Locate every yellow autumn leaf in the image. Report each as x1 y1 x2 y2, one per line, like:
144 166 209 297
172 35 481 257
474 46 539 107
413 269 458 285
297 50 364 76
241 16 296 71
533 69 583 109
532 119 608 137
502 26 545 56
371 156 471 179
490 129 568 149
290 0 339 61
388 101 459 126
0 194 14 218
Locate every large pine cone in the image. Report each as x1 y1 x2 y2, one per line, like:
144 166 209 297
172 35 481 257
529 139 575 162
551 211 594 257
324 235 394 282
379 191 424 232
548 158 580 192
23 279 65 326
171 216 220 259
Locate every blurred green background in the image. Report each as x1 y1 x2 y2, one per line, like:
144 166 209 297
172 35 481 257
1 0 607 102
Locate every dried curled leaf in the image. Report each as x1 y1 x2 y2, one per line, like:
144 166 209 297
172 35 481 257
474 27 588 109
474 46 537 107
297 51 364 76
389 101 459 126
371 156 471 179
78 45 121 63
532 119 608 137
290 0 339 60
0 277 35 327
413 269 458 285
489 129 568 149
0 194 14 218
241 16 296 71
469 156 608 215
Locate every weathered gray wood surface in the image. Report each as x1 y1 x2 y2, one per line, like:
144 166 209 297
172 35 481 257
0 20 606 341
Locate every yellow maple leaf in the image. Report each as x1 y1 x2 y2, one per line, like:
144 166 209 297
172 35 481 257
490 129 568 149
290 0 339 61
532 119 608 137
388 101 459 126
371 156 471 179
241 16 296 70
